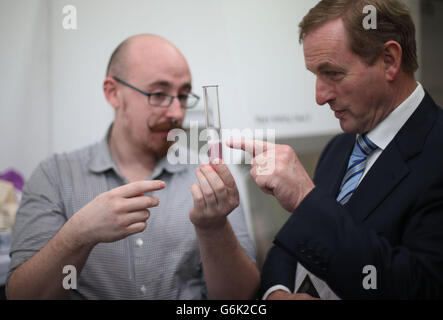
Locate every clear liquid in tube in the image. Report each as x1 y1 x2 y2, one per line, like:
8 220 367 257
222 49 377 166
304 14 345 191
207 127 222 162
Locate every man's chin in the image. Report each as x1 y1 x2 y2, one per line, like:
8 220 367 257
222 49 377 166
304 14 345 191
339 120 358 134
148 141 174 159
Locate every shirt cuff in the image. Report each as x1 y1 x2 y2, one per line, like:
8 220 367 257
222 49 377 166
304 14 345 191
262 285 292 300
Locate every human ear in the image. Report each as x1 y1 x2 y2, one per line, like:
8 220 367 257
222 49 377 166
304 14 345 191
103 77 120 109
381 41 402 82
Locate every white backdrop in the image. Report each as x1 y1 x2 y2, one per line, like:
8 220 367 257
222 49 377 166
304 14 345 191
0 1 51 180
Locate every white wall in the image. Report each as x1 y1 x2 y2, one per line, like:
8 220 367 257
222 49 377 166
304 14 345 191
0 0 50 179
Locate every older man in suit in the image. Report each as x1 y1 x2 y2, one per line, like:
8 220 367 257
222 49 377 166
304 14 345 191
229 0 443 299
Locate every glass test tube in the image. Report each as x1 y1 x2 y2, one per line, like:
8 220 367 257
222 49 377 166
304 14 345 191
203 85 222 162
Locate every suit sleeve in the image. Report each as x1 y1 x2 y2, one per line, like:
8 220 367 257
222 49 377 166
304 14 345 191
259 244 298 298
274 182 443 299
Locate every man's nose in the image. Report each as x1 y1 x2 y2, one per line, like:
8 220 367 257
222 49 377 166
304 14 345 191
315 78 335 106
165 97 185 121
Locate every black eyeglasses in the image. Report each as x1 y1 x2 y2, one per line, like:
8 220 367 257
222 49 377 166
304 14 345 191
113 76 200 109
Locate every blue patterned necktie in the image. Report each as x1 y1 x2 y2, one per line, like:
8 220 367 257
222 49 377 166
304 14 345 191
336 135 378 205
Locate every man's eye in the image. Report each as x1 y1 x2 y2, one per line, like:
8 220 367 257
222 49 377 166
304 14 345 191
178 94 189 101
324 71 343 80
152 92 168 98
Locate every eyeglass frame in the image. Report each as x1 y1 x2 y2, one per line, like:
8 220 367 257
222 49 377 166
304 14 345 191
112 76 200 109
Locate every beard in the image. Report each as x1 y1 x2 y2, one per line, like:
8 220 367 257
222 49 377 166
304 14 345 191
146 120 183 159
147 138 174 160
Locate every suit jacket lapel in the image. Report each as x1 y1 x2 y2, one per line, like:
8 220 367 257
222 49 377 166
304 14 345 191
344 92 438 222
345 142 409 221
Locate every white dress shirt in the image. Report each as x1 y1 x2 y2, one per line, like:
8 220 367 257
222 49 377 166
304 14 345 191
263 83 425 300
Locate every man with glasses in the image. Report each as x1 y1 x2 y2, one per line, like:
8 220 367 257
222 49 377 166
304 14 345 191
6 34 259 299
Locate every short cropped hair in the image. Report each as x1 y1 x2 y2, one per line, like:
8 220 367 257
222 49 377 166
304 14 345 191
106 38 131 78
299 0 418 75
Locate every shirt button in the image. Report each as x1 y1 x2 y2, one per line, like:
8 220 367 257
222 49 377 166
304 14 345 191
140 285 147 294
136 238 144 247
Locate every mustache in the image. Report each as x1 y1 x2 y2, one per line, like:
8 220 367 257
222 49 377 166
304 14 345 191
149 120 183 132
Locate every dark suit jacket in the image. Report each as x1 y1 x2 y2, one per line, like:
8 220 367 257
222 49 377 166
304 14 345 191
260 92 443 299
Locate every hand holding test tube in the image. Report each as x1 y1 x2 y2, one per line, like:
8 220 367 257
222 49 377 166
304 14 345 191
203 85 222 162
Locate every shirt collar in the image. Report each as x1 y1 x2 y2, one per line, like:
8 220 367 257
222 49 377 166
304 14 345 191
88 125 119 174
366 82 425 151
149 156 188 179
88 124 188 178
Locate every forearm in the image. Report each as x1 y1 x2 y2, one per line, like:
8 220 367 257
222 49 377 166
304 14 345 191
195 221 260 300
8 217 94 299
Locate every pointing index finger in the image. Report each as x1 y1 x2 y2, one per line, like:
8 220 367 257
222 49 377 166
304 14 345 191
226 139 273 157
115 180 166 198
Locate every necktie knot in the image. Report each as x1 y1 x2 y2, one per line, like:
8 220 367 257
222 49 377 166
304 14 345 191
336 135 378 205
356 134 377 157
